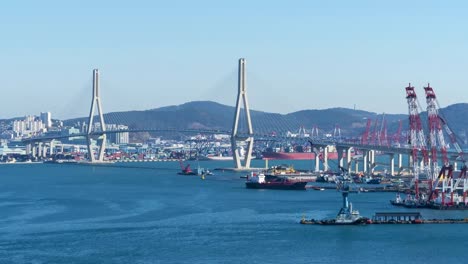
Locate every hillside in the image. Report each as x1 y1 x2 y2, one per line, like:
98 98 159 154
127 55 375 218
63 101 468 142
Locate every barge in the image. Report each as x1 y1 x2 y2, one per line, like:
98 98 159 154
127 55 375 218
301 211 468 225
390 193 468 210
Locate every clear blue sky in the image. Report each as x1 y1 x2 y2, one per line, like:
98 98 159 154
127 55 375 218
1 0 467 119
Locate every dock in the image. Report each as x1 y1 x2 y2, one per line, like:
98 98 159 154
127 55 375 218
391 199 468 210
301 212 468 225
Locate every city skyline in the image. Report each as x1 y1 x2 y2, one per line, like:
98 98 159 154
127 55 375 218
1 0 468 119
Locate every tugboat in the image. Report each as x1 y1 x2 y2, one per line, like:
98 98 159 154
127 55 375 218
177 160 212 176
245 172 307 190
178 164 197 175
301 174 370 225
327 184 369 225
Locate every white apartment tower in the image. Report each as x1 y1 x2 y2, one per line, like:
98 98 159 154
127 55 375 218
40 112 52 128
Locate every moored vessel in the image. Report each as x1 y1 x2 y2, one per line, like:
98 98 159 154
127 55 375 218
262 151 316 160
390 192 468 210
261 146 350 160
245 172 307 190
263 164 317 182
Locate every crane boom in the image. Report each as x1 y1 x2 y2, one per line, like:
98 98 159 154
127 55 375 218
406 84 431 198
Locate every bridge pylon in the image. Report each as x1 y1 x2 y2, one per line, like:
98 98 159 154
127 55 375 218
231 58 254 169
86 69 107 162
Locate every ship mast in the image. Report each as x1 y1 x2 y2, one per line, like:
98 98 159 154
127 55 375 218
335 168 353 219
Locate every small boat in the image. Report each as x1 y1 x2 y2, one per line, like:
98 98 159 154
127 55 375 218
245 172 307 190
177 160 212 176
178 168 197 175
311 186 325 191
366 178 381 184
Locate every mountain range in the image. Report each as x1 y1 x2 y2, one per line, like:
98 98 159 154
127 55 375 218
62 101 468 143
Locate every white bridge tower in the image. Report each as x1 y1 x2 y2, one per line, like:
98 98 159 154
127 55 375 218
231 58 254 169
86 69 107 162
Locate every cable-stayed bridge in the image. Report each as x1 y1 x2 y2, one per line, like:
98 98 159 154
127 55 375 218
21 59 466 187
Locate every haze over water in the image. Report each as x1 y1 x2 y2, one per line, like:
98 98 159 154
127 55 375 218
1 160 467 263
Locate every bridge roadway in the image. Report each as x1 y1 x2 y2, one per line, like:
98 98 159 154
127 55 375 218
21 129 421 157
23 129 464 168
22 128 233 143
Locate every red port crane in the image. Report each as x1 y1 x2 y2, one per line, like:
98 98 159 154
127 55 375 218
405 84 431 198
424 84 467 204
361 118 372 145
424 84 450 191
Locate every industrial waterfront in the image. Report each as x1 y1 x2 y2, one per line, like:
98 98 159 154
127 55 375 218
3 1 468 263
1 160 468 263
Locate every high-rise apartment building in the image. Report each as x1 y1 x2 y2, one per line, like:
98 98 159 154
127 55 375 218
40 112 52 128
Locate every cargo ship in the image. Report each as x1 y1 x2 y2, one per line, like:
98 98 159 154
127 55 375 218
245 172 307 190
261 146 343 160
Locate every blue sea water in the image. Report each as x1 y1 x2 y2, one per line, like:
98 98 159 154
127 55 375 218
1 159 467 263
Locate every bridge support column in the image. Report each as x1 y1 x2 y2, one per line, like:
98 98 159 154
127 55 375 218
389 153 395 176
309 142 322 172
337 147 344 169
43 144 48 158
26 143 32 156
86 69 107 163
323 146 329 171
355 160 359 174
337 147 350 173
314 151 320 172
32 143 37 158
231 58 254 169
398 154 403 172
368 150 375 174
363 151 368 173
346 148 352 174
371 150 376 173
49 140 55 156
37 143 43 158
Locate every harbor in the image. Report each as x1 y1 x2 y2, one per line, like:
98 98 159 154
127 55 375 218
2 156 468 263
299 162 468 226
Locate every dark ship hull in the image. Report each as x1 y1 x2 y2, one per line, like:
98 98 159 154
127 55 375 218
245 181 307 190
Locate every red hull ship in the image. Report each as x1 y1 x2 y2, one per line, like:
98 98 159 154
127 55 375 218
261 151 340 160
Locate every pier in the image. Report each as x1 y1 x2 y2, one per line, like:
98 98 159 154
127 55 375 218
301 211 468 225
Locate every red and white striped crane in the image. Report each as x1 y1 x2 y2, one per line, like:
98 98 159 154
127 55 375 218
424 84 467 204
424 84 450 184
361 118 372 145
405 84 431 198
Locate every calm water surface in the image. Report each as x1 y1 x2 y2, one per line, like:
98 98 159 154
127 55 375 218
1 160 467 263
